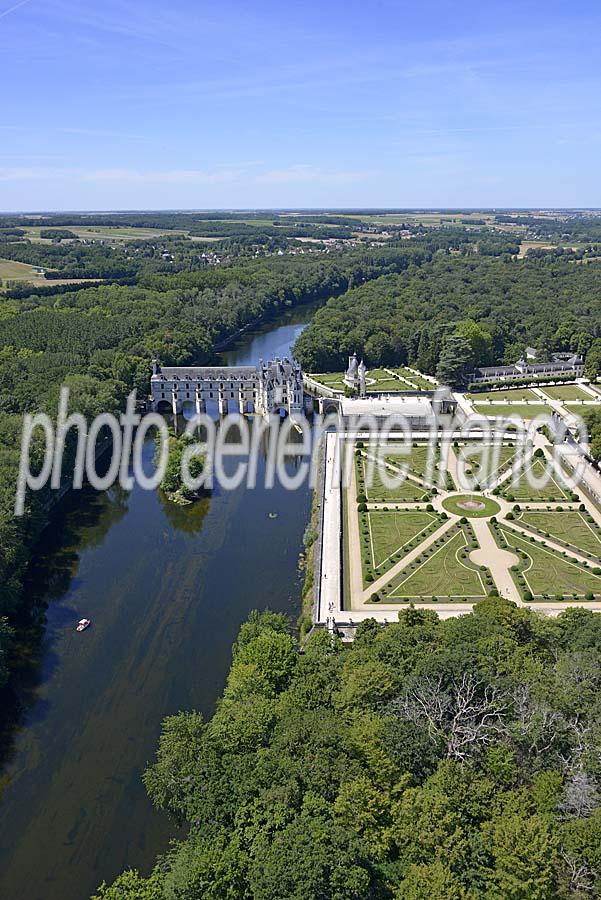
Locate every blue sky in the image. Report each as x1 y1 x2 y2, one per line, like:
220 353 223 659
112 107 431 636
1 0 600 210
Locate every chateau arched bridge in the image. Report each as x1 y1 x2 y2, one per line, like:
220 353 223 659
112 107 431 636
151 358 304 417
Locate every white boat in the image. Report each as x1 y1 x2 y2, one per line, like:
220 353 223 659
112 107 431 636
76 618 91 632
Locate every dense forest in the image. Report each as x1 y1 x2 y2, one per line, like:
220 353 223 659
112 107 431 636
94 602 601 899
293 255 601 387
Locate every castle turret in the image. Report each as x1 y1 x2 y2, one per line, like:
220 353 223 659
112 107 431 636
344 353 359 390
358 359 367 397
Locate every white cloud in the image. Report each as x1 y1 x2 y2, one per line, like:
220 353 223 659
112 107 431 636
0 163 371 187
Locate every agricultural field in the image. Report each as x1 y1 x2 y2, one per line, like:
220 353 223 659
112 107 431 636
22 225 188 242
0 257 48 284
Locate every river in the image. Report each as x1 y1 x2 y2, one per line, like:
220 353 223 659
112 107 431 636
0 305 315 900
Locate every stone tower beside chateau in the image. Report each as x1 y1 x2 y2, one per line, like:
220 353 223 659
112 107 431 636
344 353 367 397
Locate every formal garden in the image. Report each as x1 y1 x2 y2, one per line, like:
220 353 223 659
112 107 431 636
347 436 601 609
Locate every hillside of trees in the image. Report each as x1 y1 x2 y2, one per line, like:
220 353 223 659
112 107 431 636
94 602 601 899
293 255 601 387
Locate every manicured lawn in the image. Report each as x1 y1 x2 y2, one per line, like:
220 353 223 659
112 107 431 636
383 444 439 481
366 510 438 569
366 379 408 393
359 457 428 501
310 372 345 385
442 494 501 518
500 527 601 597
540 385 591 402
501 456 572 501
472 404 550 420
467 388 539 402
517 510 601 557
456 444 517 483
388 528 487 599
393 368 435 390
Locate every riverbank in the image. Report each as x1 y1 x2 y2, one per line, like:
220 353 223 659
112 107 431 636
0 307 316 900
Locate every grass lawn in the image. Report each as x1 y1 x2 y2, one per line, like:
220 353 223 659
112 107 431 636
501 456 572 501
442 495 501 518
500 527 601 598
366 379 408 393
472 404 550 421
392 368 435 390
388 528 487 599
517 510 601 557
383 444 439 481
0 258 47 283
456 444 517 483
310 372 345 384
539 385 592 402
359 458 428 501
466 388 539 402
366 510 438 570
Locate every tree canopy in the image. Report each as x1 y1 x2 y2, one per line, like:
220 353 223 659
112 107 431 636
95 602 601 898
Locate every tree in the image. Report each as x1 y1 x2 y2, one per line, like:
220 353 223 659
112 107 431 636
456 318 493 367
584 338 601 380
91 869 163 900
436 334 473 388
395 860 468 899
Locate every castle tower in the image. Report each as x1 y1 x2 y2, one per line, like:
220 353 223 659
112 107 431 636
358 359 367 397
344 353 359 390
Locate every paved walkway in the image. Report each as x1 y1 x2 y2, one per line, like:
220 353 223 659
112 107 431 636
470 518 520 601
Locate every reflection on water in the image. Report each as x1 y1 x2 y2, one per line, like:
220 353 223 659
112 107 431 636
0 304 315 900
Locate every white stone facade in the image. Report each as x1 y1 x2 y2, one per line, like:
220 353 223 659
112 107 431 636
151 357 304 416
